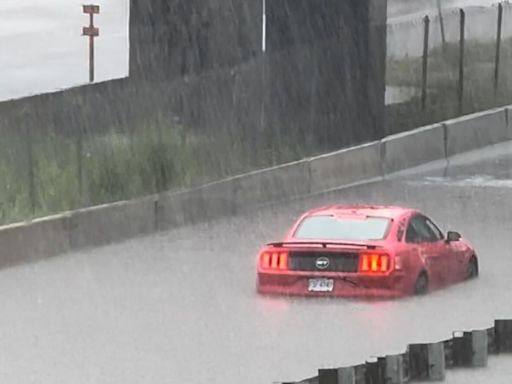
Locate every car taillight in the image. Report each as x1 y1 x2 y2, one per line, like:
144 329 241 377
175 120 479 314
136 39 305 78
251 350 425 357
260 251 288 270
359 253 391 274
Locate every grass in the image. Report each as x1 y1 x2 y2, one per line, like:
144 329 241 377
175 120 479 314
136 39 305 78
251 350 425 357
1 37 511 226
386 37 512 133
0 113 307 226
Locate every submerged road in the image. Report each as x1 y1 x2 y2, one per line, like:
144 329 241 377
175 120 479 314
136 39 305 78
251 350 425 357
1 142 512 383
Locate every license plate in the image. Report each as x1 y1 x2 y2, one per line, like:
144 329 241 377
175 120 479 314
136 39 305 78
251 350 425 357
308 278 334 292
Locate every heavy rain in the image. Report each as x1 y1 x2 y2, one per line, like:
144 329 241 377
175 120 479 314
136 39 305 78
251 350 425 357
0 0 512 383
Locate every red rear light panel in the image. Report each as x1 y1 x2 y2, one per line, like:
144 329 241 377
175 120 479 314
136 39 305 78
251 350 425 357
259 249 392 274
260 251 288 270
359 253 391 274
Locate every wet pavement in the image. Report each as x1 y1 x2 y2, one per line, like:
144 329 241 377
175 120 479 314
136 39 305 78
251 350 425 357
1 142 512 383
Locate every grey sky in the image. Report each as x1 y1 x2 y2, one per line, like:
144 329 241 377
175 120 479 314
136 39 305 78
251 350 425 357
0 0 129 102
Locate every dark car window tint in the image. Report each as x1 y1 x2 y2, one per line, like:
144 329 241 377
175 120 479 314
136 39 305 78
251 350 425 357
397 219 406 242
294 215 391 241
425 217 444 240
406 215 439 243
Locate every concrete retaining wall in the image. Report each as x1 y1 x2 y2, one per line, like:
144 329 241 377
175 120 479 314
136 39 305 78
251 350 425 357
382 123 446 173
309 142 382 194
507 106 512 133
233 160 311 213
0 105 511 264
445 109 511 157
0 214 70 268
156 180 236 230
68 196 157 250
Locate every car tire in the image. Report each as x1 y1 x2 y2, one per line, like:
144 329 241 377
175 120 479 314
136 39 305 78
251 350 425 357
414 272 429 295
466 256 479 280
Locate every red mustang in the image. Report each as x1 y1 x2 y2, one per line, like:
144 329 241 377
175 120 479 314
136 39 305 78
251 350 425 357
256 205 478 298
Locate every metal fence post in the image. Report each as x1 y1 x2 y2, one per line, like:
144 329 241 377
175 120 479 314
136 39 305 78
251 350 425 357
422 15 430 111
437 0 446 50
23 120 36 215
458 8 465 115
494 2 503 96
76 130 83 206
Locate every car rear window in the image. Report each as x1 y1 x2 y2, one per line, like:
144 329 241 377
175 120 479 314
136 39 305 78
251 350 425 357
294 215 390 241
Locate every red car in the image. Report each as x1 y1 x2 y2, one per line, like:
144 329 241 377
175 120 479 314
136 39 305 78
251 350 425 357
256 205 478 298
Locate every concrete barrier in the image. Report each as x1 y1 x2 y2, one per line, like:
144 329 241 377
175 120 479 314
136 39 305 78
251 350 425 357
232 160 310 213
285 320 512 384
445 109 511 157
68 196 157 249
382 124 446 173
2 105 512 264
310 141 382 194
445 330 488 368
156 179 236 229
409 342 445 381
494 319 512 353
295 376 318 384
317 365 365 384
507 106 511 134
0 214 70 267
472 330 489 367
385 353 408 384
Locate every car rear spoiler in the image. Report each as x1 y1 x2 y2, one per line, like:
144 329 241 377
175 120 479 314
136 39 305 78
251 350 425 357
266 241 380 250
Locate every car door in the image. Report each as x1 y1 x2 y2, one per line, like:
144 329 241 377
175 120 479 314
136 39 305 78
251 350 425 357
442 231 472 281
422 215 461 284
445 238 469 281
405 214 448 288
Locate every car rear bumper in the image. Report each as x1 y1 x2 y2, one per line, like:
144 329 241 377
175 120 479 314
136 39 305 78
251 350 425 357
256 271 410 299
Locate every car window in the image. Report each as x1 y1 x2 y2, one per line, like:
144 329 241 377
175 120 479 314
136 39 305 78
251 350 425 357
424 217 444 240
294 215 391 241
405 215 440 243
397 218 406 242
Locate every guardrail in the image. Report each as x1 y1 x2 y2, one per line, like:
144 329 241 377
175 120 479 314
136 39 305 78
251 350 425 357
0 105 510 268
278 319 512 384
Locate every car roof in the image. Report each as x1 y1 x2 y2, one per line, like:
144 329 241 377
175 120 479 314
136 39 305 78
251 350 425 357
304 204 414 221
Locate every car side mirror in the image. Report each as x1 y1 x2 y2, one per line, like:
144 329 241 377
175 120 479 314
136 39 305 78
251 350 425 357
446 231 461 242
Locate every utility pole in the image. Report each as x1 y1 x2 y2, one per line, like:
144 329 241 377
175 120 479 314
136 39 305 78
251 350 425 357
82 4 100 83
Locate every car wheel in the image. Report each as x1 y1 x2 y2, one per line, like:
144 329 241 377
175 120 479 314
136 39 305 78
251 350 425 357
466 256 479 280
414 272 429 295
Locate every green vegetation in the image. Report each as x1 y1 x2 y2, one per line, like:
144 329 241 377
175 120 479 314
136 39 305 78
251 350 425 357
386 37 512 134
1 37 511 226
0 114 307 226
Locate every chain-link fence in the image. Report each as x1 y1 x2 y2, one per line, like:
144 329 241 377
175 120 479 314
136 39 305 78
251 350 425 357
386 2 512 133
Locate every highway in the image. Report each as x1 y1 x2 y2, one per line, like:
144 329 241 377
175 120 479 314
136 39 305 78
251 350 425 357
1 142 512 383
